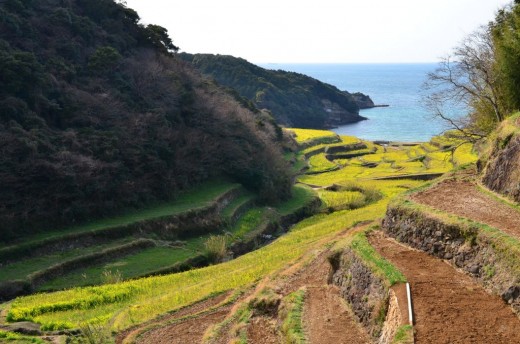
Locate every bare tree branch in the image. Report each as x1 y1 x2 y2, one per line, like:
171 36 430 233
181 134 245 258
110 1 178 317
423 25 503 141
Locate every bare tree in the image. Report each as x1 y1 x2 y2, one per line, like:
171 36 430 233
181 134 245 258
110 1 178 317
424 25 502 139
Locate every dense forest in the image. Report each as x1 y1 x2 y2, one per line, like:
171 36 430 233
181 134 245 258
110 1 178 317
0 0 292 240
180 53 368 128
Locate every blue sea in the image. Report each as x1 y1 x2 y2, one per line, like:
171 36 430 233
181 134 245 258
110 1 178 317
259 63 467 142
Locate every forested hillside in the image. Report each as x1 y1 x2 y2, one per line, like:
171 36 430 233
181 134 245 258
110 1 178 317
180 53 368 128
0 0 292 240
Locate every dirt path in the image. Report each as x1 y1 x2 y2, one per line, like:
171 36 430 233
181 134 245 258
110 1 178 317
370 232 520 344
116 292 230 344
276 230 372 344
247 316 280 344
136 306 231 344
304 285 371 344
412 179 520 238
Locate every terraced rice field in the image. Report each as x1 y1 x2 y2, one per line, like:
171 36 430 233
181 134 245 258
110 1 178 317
7 128 509 344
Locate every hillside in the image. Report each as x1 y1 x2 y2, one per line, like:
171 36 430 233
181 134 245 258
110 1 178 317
179 53 369 128
0 0 292 240
5 125 520 344
0 128 485 343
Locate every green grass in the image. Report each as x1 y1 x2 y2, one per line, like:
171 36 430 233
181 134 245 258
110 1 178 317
1 181 239 250
4 133 471 337
392 325 413 344
7 200 389 331
4 184 317 293
228 208 268 239
0 238 135 281
274 185 317 216
220 192 256 221
348 229 406 286
307 153 338 173
280 289 306 344
0 331 45 344
38 246 199 291
38 206 273 291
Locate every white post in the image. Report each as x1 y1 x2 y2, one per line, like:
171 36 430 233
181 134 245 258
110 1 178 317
406 282 414 325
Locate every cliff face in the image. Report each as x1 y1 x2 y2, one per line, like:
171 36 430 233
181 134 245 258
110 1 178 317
321 99 361 127
480 116 520 202
179 53 368 129
351 92 376 109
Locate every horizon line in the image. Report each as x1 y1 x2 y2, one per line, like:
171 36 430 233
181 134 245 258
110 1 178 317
253 61 441 65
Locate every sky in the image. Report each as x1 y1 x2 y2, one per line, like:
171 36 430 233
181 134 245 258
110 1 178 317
124 0 511 63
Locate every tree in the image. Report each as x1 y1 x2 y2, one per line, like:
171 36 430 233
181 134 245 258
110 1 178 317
88 46 122 73
145 24 179 54
424 26 503 138
492 3 520 114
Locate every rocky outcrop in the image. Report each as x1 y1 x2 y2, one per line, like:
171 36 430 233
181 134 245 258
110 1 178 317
321 99 367 127
482 134 520 203
329 249 391 341
351 92 376 109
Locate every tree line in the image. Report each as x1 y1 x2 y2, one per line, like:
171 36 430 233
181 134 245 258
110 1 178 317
425 1 520 137
0 0 292 240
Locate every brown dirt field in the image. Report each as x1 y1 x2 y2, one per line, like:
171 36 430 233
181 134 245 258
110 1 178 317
411 179 520 238
370 232 520 344
238 226 373 343
136 306 231 344
247 316 280 344
276 229 372 344
116 292 230 344
304 285 371 344
118 225 373 344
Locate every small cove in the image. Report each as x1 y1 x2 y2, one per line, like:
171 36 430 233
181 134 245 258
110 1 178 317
260 63 467 142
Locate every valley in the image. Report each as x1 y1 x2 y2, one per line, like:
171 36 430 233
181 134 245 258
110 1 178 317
1 0 520 343
7 124 519 344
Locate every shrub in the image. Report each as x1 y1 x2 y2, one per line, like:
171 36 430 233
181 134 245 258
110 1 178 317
75 322 114 344
204 235 228 263
101 270 123 285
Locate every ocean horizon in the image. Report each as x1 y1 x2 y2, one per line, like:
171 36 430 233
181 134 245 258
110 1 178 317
259 63 466 142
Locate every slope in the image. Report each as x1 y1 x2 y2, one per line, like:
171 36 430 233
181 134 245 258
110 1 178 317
179 53 368 128
0 0 292 239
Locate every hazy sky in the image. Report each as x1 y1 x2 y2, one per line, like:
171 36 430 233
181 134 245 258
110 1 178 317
124 0 511 63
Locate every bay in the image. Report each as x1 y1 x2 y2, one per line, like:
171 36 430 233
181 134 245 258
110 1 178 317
259 63 466 142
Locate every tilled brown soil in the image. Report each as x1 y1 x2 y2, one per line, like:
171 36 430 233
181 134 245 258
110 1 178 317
277 229 372 344
118 226 372 344
370 232 520 344
137 306 231 344
247 316 280 344
116 292 230 344
304 285 371 344
411 179 520 238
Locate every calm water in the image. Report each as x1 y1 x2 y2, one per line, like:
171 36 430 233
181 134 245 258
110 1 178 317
260 63 466 142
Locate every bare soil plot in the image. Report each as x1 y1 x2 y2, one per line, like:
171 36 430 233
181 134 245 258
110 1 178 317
412 180 520 238
118 227 372 344
116 292 230 344
304 285 371 344
370 232 520 344
136 306 231 344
